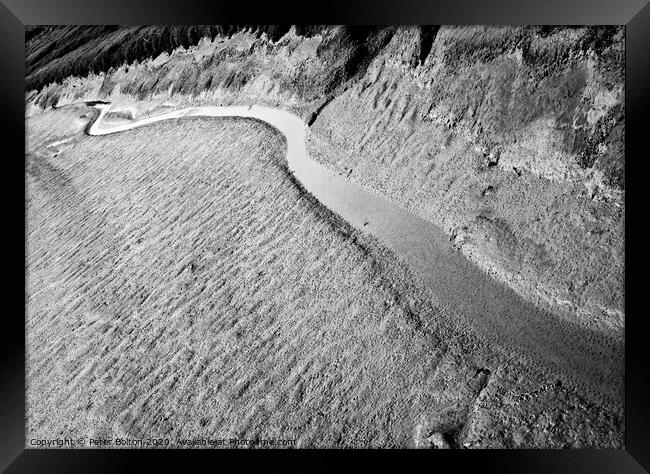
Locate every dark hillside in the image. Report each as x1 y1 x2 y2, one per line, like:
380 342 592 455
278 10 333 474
25 25 396 97
25 25 293 92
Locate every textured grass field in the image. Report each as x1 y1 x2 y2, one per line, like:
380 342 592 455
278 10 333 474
26 105 622 448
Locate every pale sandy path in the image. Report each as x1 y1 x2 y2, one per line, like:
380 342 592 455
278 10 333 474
85 103 623 409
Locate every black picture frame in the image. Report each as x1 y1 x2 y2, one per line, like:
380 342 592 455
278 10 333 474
5 0 649 471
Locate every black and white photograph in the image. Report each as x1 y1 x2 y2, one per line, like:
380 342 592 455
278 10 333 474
23 23 626 451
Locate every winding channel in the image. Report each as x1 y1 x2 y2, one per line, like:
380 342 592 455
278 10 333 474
84 103 623 408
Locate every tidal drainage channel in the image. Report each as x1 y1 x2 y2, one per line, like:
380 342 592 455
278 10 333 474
82 102 623 410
